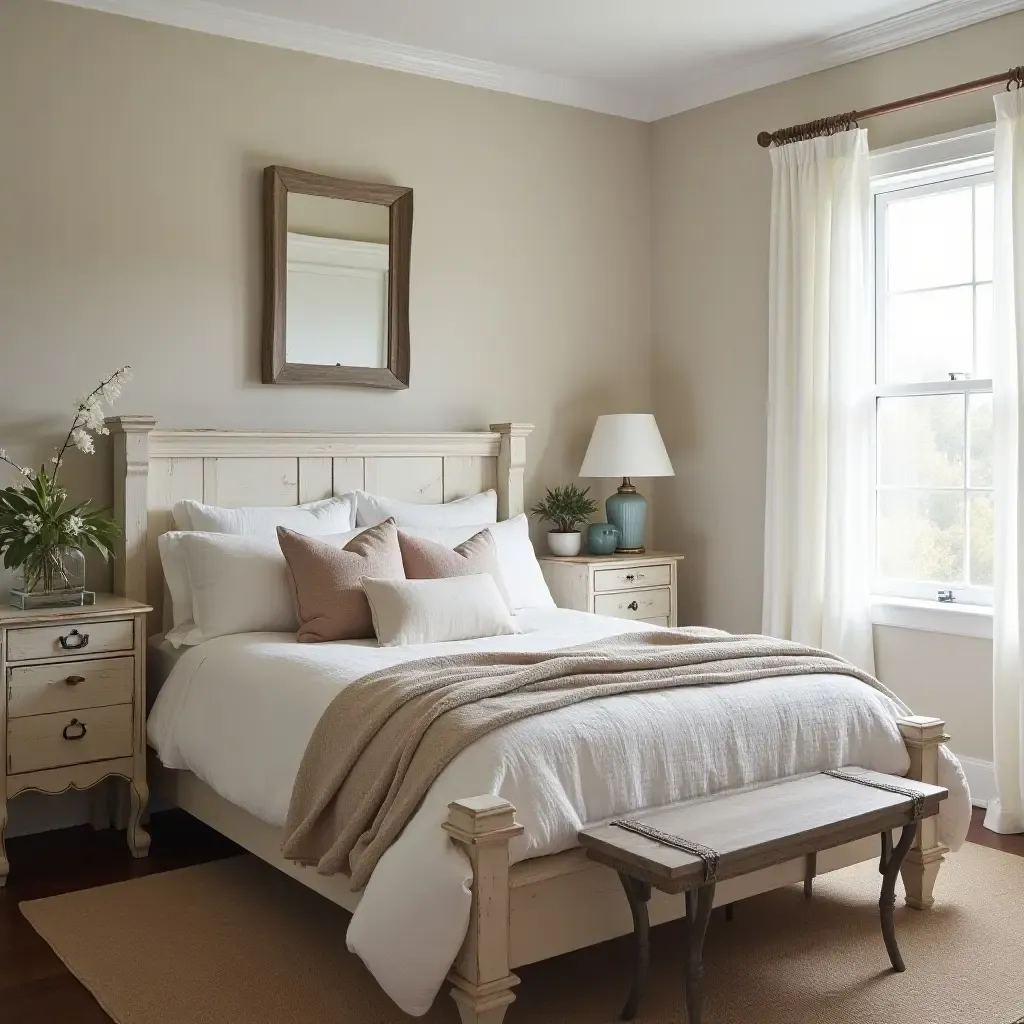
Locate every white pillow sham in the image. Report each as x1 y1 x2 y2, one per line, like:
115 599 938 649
164 529 363 647
400 514 554 611
173 495 355 534
362 574 518 647
355 489 497 529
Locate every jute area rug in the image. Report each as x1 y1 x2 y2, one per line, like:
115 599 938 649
21 842 1024 1024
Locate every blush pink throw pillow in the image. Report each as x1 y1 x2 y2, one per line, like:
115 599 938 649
397 528 512 609
277 519 405 642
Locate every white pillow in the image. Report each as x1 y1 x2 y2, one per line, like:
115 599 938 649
362 575 518 647
157 531 194 633
166 529 363 647
355 489 497 529
172 495 355 534
400 514 554 611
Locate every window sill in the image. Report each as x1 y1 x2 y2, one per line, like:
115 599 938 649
870 596 992 640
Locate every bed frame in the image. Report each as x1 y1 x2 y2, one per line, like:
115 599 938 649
108 416 949 1024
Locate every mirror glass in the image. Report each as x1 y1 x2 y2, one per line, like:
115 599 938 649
285 194 391 369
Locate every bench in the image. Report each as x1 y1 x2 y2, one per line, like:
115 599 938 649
578 768 948 1023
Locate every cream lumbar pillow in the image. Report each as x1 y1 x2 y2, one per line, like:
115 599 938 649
278 519 406 643
397 528 512 609
362 574 518 647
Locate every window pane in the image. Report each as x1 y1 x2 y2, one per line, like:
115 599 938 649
877 394 965 487
878 490 964 584
976 282 992 378
975 183 994 282
884 286 973 382
887 188 973 292
968 392 992 487
969 491 994 586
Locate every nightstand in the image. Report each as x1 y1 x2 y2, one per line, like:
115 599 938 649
0 595 152 885
539 552 683 626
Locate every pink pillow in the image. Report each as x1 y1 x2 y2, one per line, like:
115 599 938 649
277 519 405 642
397 528 512 609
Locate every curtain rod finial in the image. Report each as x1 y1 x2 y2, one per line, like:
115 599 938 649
757 131 774 148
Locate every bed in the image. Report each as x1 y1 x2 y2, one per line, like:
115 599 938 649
108 416 969 1023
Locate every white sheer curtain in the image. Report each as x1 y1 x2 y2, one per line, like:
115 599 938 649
762 130 876 672
986 90 1024 835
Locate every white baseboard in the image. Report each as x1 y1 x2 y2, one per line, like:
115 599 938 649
956 754 996 808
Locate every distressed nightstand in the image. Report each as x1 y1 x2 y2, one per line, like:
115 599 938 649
0 595 152 885
539 552 683 627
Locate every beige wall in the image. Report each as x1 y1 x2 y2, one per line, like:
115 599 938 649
0 0 652 603
649 13 1024 763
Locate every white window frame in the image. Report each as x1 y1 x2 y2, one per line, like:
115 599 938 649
869 125 995 639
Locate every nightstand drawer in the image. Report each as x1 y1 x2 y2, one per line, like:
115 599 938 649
7 704 134 774
594 588 671 621
6 618 134 663
594 564 672 593
7 657 134 719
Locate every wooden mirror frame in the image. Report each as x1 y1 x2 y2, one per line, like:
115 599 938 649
262 166 413 389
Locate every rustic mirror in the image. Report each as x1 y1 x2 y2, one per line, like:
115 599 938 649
263 166 413 389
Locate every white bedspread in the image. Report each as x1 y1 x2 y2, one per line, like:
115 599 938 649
147 609 970 1016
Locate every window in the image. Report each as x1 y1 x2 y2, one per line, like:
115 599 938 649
872 131 994 608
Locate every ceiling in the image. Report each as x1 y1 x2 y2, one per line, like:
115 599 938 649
53 0 1024 119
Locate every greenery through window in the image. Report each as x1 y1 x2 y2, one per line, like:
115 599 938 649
873 169 993 604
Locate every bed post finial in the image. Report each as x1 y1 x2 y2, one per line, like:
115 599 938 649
490 423 533 521
443 795 524 1024
107 416 156 606
897 716 949 909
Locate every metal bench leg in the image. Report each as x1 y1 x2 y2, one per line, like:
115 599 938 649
879 824 916 972
617 872 652 1021
684 883 716 1024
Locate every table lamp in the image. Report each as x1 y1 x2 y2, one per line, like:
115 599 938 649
579 414 674 553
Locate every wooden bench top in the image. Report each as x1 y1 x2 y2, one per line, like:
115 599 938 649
579 768 947 894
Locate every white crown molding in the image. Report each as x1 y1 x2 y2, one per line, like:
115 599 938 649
46 0 652 119
648 0 1024 121
47 0 1024 123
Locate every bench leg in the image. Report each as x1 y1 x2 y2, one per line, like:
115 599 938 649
617 873 652 1021
879 824 916 972
684 883 716 1024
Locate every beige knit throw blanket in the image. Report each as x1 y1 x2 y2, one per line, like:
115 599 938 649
282 628 885 889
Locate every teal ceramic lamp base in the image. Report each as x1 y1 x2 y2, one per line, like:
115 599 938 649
605 479 647 553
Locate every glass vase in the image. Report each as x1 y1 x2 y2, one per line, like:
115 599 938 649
10 545 91 609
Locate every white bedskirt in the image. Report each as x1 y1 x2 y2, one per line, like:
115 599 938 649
147 609 970 1015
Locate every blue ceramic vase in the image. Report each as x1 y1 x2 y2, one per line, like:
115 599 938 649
605 488 647 552
587 522 620 555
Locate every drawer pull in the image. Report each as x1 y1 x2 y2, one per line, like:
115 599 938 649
627 601 639 611
625 574 635 581
65 674 85 686
58 629 90 651
62 718 88 741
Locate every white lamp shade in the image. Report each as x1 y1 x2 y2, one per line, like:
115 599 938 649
579 414 675 479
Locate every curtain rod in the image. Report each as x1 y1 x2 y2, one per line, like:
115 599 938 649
757 65 1024 148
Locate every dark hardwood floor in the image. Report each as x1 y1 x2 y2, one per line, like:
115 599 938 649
1 807 1021 1023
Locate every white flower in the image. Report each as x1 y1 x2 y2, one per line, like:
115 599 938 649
79 396 107 432
19 513 42 534
64 514 84 537
71 428 95 455
20 466 33 478
0 448 5 459
50 456 62 466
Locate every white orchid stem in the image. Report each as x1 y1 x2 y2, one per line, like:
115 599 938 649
52 366 129 486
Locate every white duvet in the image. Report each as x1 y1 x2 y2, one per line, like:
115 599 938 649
148 609 970 1016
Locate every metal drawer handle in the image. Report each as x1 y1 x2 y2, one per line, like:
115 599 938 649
58 629 90 651
65 674 85 686
62 718 88 741
627 601 639 611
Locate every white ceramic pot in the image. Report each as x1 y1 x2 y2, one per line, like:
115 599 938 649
547 531 582 556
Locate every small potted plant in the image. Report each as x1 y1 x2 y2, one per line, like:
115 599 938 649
529 483 599 557
0 367 131 608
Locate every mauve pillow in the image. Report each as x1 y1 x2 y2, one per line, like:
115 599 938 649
277 519 405 642
397 528 512 610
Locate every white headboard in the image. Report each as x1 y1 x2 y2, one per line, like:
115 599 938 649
107 417 533 628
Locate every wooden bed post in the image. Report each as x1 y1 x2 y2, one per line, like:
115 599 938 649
897 716 949 909
490 423 533 520
107 416 155 606
443 796 524 1024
